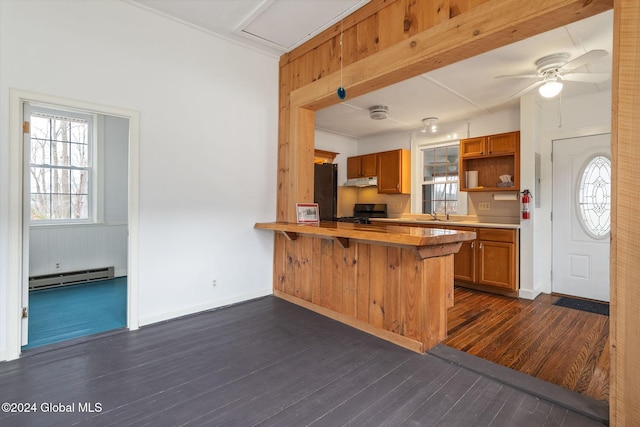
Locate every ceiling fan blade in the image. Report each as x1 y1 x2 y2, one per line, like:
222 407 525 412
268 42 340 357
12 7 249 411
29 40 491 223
563 49 608 71
495 73 540 80
510 80 544 98
560 72 610 83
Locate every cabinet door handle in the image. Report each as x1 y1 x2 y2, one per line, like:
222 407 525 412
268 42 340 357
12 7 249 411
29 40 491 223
479 242 483 250
471 241 475 249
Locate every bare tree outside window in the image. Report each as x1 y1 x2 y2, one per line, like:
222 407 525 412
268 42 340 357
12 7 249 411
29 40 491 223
30 111 91 221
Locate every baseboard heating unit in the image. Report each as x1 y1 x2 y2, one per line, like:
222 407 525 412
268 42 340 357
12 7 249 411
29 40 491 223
29 266 115 290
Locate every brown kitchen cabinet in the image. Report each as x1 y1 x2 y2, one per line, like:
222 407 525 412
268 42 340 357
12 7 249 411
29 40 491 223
441 225 518 293
447 226 477 283
476 228 517 291
346 153 377 179
377 149 411 194
460 131 520 192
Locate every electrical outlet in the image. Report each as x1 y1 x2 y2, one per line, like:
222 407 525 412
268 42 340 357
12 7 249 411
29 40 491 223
212 279 217 287
55 262 60 269
479 202 491 210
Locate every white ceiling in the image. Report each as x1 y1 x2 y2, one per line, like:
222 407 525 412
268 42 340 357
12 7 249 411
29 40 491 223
128 0 369 54
129 0 613 140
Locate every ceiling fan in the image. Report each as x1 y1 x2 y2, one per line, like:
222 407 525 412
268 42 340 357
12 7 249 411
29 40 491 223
497 49 610 98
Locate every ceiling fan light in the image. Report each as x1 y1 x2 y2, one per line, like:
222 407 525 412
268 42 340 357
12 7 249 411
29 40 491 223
539 80 563 98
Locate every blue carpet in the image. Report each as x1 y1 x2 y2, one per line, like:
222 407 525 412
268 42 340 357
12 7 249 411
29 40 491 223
22 277 127 350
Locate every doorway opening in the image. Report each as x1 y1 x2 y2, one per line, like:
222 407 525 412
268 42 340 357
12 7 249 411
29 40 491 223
22 102 130 350
6 89 140 360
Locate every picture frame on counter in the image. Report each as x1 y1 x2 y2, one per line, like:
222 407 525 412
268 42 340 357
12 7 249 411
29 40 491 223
296 203 319 223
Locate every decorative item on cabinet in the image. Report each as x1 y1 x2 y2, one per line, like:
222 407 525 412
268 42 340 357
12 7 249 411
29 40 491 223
460 131 520 192
314 149 338 164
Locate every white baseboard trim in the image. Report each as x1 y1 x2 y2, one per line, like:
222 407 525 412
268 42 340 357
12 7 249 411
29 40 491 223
138 289 273 327
519 287 543 300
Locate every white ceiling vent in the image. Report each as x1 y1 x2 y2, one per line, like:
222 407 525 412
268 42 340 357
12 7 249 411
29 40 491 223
369 105 389 120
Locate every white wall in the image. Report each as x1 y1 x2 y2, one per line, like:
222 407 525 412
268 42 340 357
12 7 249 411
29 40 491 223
102 115 129 223
358 130 412 154
0 0 278 359
29 224 128 277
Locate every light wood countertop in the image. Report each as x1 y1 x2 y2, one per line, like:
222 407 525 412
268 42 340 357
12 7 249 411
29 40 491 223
255 221 476 259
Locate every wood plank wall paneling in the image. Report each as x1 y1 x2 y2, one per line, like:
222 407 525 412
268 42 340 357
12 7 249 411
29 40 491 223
282 0 460 87
611 0 640 424
278 235 451 349
355 244 370 322
274 0 640 423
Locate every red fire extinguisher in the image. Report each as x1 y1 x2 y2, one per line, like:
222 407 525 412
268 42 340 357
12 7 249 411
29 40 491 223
521 190 532 219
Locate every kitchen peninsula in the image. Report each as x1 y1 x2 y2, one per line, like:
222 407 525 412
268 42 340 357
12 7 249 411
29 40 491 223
254 221 475 353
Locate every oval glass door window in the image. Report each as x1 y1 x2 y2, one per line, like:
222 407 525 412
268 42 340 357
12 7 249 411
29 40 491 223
578 155 611 238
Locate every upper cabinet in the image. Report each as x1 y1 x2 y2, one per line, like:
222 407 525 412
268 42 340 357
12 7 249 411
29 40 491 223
377 149 411 194
314 149 338 164
347 153 377 179
460 131 520 192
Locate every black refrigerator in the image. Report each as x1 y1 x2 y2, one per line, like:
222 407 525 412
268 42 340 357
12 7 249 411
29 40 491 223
314 163 338 221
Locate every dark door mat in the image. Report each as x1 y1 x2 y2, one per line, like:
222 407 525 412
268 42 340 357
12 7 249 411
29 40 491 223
554 296 609 316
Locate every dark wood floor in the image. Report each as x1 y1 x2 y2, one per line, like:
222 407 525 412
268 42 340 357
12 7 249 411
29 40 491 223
444 287 610 402
1 296 607 426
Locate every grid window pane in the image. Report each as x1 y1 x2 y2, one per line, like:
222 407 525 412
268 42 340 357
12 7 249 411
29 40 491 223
29 110 92 222
421 143 461 215
71 195 89 218
70 142 89 167
71 169 89 194
31 194 49 220
51 194 72 219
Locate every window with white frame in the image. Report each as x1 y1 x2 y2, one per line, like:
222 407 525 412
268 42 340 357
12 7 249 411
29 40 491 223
420 143 464 215
29 107 94 222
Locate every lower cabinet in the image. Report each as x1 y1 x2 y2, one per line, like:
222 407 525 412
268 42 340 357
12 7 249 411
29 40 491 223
369 221 519 294
448 226 476 283
475 228 517 291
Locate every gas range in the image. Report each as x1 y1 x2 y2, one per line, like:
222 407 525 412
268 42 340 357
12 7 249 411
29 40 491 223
337 203 388 224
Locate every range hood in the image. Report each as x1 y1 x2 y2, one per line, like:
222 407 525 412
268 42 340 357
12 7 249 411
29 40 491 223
344 176 378 187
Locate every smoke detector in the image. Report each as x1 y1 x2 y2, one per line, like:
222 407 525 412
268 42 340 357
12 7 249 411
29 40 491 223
369 105 389 120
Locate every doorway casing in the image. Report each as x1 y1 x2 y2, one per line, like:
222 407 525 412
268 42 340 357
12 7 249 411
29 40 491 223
6 89 140 360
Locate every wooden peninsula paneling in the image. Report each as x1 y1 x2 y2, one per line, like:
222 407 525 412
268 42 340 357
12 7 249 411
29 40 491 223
257 222 475 353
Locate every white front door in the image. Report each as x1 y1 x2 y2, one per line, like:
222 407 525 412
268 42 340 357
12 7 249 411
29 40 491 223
552 133 611 302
